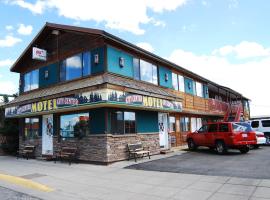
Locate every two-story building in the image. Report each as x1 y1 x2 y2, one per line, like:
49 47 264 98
4 23 250 164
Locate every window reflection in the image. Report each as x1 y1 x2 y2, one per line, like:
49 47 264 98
60 113 89 138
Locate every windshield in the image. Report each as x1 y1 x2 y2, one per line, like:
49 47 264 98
232 122 252 132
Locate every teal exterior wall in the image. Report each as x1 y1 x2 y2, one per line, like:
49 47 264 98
107 46 133 78
89 108 106 134
39 63 59 88
137 111 158 133
184 77 195 95
203 85 209 98
91 47 105 74
159 66 172 88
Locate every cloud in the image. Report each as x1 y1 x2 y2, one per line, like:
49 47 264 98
228 0 239 9
212 41 270 59
136 42 155 53
5 25 13 31
17 24 33 35
181 24 198 32
0 35 22 47
10 0 46 14
0 81 18 95
168 42 270 116
7 0 187 35
0 59 14 68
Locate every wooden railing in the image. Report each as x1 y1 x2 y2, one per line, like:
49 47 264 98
176 91 243 116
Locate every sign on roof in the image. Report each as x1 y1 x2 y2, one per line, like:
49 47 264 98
32 47 47 61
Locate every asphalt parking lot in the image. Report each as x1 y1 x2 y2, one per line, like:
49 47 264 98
0 186 40 200
126 146 270 179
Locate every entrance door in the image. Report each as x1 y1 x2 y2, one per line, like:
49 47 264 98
42 115 53 155
158 113 169 149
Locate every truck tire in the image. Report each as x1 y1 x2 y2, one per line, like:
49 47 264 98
215 140 227 154
187 139 197 151
240 146 250 154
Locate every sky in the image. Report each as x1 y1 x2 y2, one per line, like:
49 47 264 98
0 0 270 117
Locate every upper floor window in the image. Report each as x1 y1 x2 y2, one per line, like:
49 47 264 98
136 59 158 85
172 73 178 90
195 82 203 97
23 69 39 92
60 51 91 82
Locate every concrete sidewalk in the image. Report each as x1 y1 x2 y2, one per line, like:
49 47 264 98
0 153 270 200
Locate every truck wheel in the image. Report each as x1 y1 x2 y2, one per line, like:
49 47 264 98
240 146 250 154
187 139 197 151
215 141 227 154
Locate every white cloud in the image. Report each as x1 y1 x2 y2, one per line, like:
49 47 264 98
181 24 198 32
5 25 13 31
168 42 270 116
7 0 187 35
10 0 46 14
228 0 239 9
136 42 155 53
17 24 33 35
0 35 22 47
0 59 14 68
212 41 270 59
0 81 18 95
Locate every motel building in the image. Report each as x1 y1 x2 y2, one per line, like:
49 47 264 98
4 23 250 164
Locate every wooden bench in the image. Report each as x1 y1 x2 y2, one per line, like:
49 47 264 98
17 145 36 160
54 147 78 165
127 143 151 162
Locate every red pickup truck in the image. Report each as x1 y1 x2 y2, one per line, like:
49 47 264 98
186 122 257 154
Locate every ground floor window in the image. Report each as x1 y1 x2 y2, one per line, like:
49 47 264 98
60 112 89 138
110 111 136 134
191 117 202 132
24 118 39 140
180 117 190 132
169 116 176 132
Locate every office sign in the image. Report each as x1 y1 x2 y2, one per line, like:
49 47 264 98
32 47 47 61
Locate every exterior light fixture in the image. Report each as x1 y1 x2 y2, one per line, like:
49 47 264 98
51 30 60 35
44 70 49 79
94 54 99 64
165 73 169 82
119 57 124 67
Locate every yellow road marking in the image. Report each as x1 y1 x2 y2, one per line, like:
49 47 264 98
0 173 54 192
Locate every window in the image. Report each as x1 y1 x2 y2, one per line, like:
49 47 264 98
140 59 158 85
82 51 91 76
124 112 136 134
195 82 203 97
60 113 89 138
172 73 178 90
23 69 39 92
60 51 92 82
191 117 203 132
111 111 136 134
262 120 270 127
219 124 229 132
178 75 185 92
180 117 190 132
198 125 208 133
24 118 39 139
233 122 252 132
133 58 140 80
208 124 218 132
251 121 259 128
169 116 176 132
60 54 82 81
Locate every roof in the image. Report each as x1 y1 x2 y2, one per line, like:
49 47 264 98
10 22 248 99
5 73 181 107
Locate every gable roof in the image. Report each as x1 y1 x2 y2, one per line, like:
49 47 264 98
10 22 248 99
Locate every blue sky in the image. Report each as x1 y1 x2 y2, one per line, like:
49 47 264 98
0 0 270 116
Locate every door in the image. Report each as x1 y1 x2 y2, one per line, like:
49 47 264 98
193 124 208 145
158 113 169 149
42 115 53 155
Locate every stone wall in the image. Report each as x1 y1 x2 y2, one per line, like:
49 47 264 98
106 133 160 163
18 133 160 163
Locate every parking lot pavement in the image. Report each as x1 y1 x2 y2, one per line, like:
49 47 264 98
0 186 41 200
127 146 270 179
0 148 270 200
